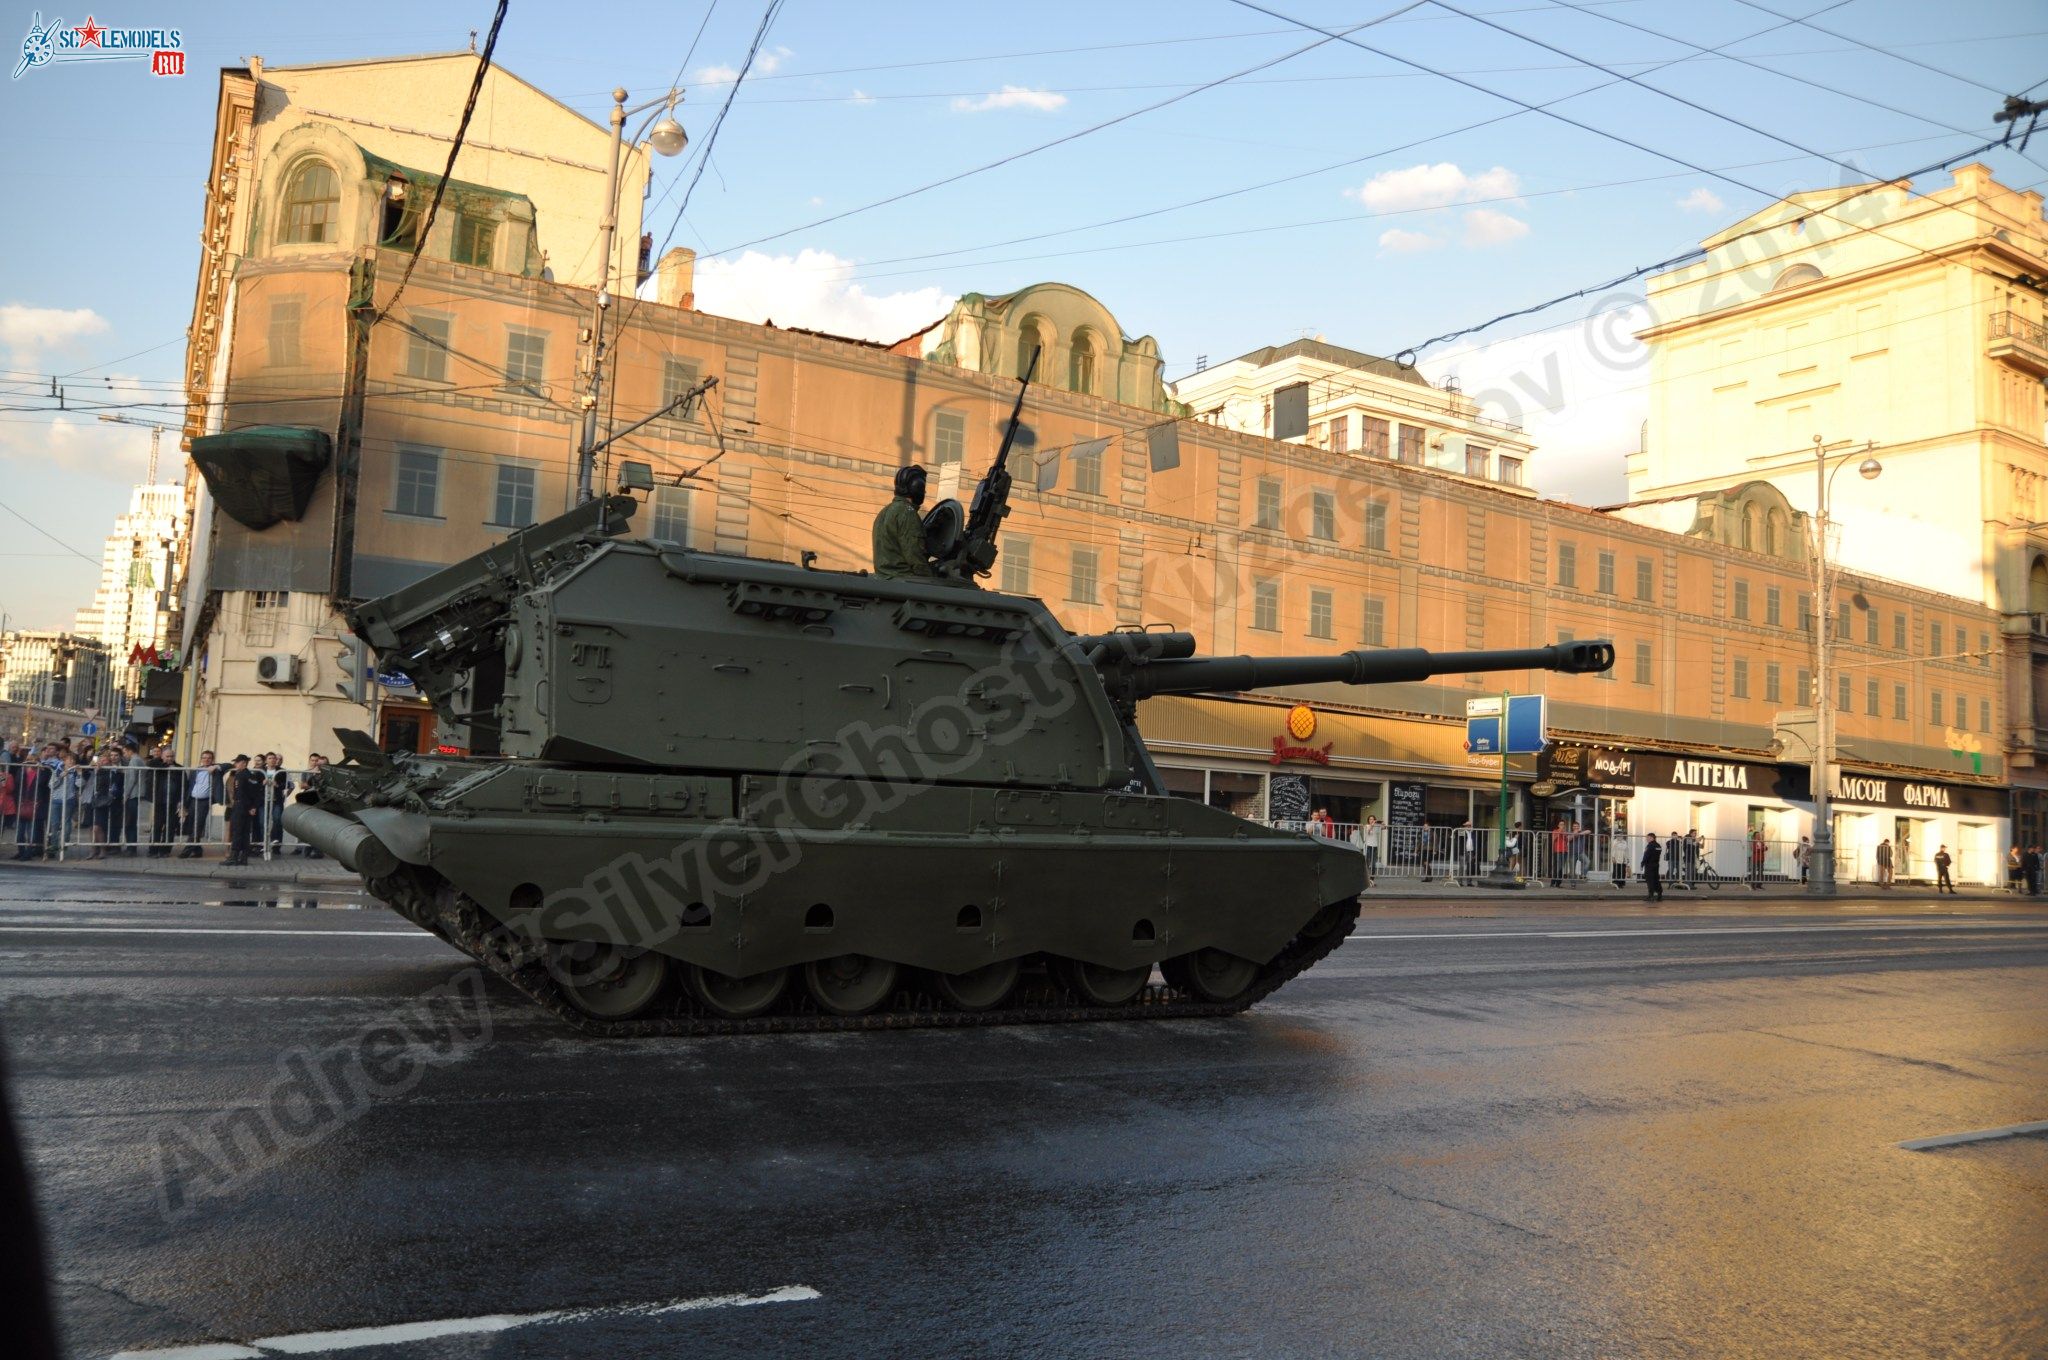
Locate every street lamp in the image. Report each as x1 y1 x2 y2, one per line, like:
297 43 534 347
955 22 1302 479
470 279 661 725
575 86 688 505
1809 434 1883 895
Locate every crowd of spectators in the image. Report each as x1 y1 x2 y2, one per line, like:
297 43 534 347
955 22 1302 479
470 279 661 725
1 739 327 864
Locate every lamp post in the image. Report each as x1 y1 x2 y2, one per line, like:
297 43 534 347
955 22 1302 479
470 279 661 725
575 87 688 504
1808 434 1883 895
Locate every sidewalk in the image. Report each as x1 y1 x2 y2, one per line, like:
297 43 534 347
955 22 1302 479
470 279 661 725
1364 874 2025 902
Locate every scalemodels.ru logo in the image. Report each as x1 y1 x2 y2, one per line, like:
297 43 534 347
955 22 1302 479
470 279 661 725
14 12 185 80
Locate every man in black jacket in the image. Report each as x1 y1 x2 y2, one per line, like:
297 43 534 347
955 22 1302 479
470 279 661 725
1641 833 1663 903
223 755 261 867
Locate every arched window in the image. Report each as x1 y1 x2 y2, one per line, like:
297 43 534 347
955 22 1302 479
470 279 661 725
281 161 340 244
1770 263 1823 293
1069 330 1098 396
1766 508 1787 558
1016 316 1046 380
2030 556 2048 616
1740 503 1761 551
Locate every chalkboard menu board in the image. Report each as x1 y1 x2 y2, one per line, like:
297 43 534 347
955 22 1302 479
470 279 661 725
1388 780 1427 827
1269 773 1311 824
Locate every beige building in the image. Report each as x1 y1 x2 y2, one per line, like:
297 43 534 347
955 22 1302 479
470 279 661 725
1617 163 2048 841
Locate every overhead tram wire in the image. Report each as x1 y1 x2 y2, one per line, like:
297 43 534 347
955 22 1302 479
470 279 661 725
697 2 1435 261
372 0 508 326
1724 0 2007 97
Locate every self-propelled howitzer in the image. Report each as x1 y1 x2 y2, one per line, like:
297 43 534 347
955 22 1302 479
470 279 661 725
290 494 1612 1033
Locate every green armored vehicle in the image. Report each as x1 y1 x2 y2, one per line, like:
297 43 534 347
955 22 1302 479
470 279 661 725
289 378 1612 1034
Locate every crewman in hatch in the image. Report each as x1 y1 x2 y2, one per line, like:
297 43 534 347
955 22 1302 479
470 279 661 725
872 463 936 579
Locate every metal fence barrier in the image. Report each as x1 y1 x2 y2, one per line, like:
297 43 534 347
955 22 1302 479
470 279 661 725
3 763 321 864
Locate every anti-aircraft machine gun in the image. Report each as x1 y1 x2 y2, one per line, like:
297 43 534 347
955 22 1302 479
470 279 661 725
289 365 1613 1034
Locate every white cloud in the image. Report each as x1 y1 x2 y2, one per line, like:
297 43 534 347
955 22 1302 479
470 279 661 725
950 85 1067 113
691 248 953 343
0 303 110 365
807 195 824 207
1462 207 1529 247
0 372 160 477
1377 228 1441 254
1346 162 1520 214
695 47 790 86
694 63 740 85
1416 299 1654 506
848 88 874 106
1677 186 1726 214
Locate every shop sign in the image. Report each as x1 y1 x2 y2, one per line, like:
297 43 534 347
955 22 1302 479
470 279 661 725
1270 705 1333 765
1829 772 2005 817
1632 752 1805 801
1539 744 1636 793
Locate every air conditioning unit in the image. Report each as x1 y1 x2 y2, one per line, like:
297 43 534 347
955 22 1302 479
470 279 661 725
255 651 300 687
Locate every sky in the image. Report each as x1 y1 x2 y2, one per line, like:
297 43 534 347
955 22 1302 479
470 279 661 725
2 0 2045 629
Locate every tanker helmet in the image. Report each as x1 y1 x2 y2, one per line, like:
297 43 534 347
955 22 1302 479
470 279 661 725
894 463 928 508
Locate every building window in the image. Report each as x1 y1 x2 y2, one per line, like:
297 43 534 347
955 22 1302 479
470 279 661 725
1329 417 1349 453
1365 499 1388 551
281 161 339 244
1765 662 1781 702
1797 668 1811 705
932 409 966 466
452 211 497 268
1981 697 1992 730
1636 558 1655 602
268 297 301 367
1310 490 1336 541
1733 657 1749 699
1955 694 1967 728
1866 678 1880 715
1308 588 1334 639
1766 585 1782 626
1893 612 1906 649
1634 641 1652 684
1360 417 1389 458
504 328 546 396
1556 542 1577 589
1363 596 1386 646
1253 578 1279 631
1930 689 1943 724
649 487 689 544
1497 455 1524 486
1865 608 1879 645
1836 602 1851 640
1597 550 1616 595
1798 592 1813 634
405 315 450 382
1893 683 1907 721
250 590 290 610
1069 331 1098 396
1002 538 1031 594
1017 319 1043 380
1733 579 1749 620
392 445 441 518
661 357 701 421
1072 443 1103 495
1396 424 1424 464
1466 445 1490 478
1930 620 1944 656
1979 630 1991 667
1254 478 1281 529
1069 548 1099 604
492 462 537 528
1838 674 1852 712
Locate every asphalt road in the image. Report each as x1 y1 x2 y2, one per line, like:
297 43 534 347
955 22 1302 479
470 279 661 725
2 866 2044 1359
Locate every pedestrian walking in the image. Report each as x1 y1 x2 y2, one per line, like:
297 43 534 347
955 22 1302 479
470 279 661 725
2008 845 2025 894
1455 818 1480 883
1794 835 1812 885
1747 828 1766 891
1934 844 1956 894
1875 837 1895 888
1641 832 1663 903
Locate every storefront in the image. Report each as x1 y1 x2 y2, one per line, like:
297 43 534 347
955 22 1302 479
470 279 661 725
1139 694 1532 834
1823 770 2009 885
1627 752 1807 878
1535 743 1638 873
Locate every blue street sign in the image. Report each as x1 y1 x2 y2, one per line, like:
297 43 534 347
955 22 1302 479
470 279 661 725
81 720 98 736
1465 714 1500 754
1464 695 1545 755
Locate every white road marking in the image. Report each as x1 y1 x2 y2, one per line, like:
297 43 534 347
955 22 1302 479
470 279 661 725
0 926 430 938
1898 1119 2048 1151
1348 921 2048 942
104 1285 821 1358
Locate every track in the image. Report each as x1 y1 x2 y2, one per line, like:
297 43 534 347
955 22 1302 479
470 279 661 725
367 867 1359 1036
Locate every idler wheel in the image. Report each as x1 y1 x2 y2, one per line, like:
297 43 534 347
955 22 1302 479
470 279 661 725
554 943 672 1021
932 958 1021 1012
803 954 900 1016
1161 948 1259 1003
688 964 789 1020
1053 957 1151 1007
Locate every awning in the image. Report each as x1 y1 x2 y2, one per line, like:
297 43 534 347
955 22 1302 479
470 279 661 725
189 425 331 530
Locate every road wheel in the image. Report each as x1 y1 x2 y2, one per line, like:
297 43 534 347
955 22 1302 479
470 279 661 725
803 954 899 1016
555 944 672 1020
687 964 789 1019
1053 957 1151 1006
932 958 1020 1012
1161 948 1259 1003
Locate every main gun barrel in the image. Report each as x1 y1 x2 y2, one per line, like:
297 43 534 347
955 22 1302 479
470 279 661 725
1122 640 1614 699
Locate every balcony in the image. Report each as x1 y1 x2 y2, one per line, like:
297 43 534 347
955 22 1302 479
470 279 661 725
1989 310 2048 378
